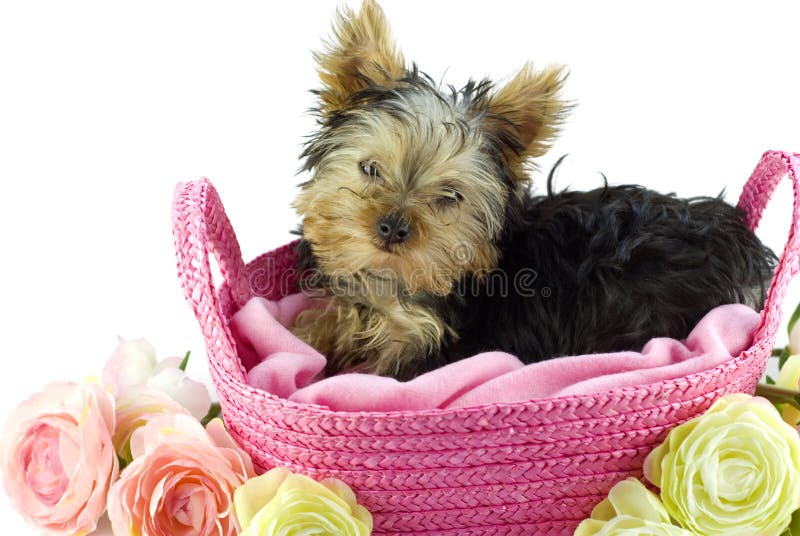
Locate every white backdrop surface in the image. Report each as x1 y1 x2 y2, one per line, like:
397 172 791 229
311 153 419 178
1 1 799 532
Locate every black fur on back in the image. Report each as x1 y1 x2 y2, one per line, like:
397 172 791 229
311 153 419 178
427 172 778 374
294 165 778 379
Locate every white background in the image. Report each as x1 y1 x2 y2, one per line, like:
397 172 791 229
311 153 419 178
1 1 799 533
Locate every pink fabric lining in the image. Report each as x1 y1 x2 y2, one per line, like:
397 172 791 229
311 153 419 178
230 294 759 412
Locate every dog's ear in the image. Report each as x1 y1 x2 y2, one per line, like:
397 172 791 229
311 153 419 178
314 0 405 115
486 64 570 173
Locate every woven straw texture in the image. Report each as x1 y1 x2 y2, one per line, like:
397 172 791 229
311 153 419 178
172 150 800 535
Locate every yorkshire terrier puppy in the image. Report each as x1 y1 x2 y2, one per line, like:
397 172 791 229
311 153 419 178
291 0 776 380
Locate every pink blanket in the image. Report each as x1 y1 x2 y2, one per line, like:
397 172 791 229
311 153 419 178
230 295 758 412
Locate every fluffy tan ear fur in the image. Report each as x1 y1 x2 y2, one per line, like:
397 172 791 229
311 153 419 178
314 0 406 114
487 63 571 174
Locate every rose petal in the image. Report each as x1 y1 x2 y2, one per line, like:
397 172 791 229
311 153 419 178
102 338 158 395
153 356 184 373
778 355 800 390
606 478 670 522
234 469 371 536
575 479 693 535
234 468 292 529
790 322 800 355
1 380 118 536
131 413 214 460
108 414 251 536
649 394 800 535
146 367 212 420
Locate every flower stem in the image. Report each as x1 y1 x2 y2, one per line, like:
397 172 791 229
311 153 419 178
201 402 222 426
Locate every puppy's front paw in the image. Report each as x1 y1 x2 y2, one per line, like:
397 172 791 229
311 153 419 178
291 308 338 357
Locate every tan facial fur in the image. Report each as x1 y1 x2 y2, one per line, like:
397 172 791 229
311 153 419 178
291 0 570 376
294 102 507 296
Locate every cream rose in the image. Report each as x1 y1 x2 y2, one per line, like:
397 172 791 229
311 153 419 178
789 318 800 355
102 337 211 420
644 394 800 535
777 354 800 428
0 379 118 535
575 478 694 535
234 467 373 536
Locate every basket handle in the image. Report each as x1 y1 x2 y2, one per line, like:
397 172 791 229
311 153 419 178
737 150 800 343
172 179 250 384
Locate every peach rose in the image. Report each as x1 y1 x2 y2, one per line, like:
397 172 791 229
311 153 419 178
0 379 118 535
108 414 254 536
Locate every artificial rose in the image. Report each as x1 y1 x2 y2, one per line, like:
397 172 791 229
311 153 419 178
574 478 694 535
789 319 800 355
777 354 800 428
101 338 159 395
112 384 190 464
644 394 800 535
0 379 118 535
102 337 211 420
777 354 800 390
107 414 254 536
234 467 372 536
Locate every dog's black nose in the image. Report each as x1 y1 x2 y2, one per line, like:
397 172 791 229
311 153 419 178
377 214 412 245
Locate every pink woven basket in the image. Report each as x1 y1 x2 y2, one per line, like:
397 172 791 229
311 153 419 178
172 150 800 535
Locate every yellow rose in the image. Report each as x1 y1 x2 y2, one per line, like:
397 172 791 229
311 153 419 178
789 320 800 355
575 478 694 535
234 467 373 536
644 394 800 535
777 354 800 428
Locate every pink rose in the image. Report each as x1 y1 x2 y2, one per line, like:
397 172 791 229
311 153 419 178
0 379 119 535
108 414 255 536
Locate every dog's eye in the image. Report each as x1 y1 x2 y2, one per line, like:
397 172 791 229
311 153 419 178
359 160 381 180
437 190 464 208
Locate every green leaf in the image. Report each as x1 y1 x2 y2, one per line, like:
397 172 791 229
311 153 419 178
766 375 776 385
780 347 792 370
201 402 222 426
179 350 191 372
775 347 789 357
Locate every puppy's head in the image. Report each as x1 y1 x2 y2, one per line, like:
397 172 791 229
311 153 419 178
294 0 570 295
